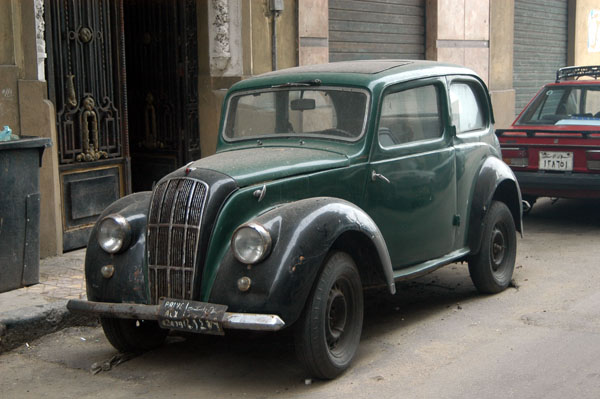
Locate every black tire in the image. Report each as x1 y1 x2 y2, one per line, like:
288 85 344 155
294 251 364 379
468 201 517 294
100 317 168 353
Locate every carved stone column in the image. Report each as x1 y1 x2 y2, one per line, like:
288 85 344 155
208 0 242 76
210 0 231 72
34 0 46 81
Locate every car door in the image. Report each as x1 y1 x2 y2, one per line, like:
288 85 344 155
364 78 457 268
448 76 497 249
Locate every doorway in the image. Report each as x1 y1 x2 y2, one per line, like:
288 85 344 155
124 0 200 192
45 0 200 250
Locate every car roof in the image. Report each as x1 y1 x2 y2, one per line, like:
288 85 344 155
262 60 415 75
229 60 479 92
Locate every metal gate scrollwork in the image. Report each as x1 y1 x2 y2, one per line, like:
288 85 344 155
45 0 127 250
46 0 123 165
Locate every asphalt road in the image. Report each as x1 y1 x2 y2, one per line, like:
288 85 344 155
1 198 599 399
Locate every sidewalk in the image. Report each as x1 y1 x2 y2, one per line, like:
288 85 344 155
0 249 96 353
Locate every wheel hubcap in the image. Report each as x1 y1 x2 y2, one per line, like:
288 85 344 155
326 284 348 350
490 225 506 270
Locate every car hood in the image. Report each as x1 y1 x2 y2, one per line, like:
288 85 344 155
184 147 350 187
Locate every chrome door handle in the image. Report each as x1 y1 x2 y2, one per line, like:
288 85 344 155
371 170 390 184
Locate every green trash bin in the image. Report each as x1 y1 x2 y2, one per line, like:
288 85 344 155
0 136 51 293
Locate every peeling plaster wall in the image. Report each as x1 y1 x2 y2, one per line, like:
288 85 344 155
249 0 296 75
569 0 600 67
298 0 329 65
427 0 490 85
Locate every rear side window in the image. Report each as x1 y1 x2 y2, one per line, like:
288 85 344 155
583 89 600 115
449 82 487 133
378 84 443 148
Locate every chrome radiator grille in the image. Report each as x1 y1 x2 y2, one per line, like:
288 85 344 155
147 177 208 304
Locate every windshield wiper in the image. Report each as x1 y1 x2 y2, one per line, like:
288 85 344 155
271 79 322 88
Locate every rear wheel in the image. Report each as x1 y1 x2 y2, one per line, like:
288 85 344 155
295 251 364 379
469 201 517 294
100 317 168 353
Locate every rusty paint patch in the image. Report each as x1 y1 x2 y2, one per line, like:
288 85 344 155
290 255 305 273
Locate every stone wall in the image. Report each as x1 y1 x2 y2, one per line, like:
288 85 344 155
0 0 62 257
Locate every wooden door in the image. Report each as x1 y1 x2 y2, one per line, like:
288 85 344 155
45 0 129 251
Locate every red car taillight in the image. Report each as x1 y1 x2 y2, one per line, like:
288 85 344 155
502 147 528 167
586 150 600 170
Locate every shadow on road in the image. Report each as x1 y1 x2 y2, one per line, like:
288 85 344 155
526 198 600 232
105 266 483 386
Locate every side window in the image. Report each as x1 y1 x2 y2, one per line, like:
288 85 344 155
564 89 581 114
378 84 442 148
583 89 600 116
449 82 487 133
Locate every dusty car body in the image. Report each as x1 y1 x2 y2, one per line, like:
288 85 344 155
68 60 522 379
497 65 600 210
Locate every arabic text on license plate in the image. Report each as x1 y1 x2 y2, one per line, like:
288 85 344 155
158 299 227 335
539 151 573 171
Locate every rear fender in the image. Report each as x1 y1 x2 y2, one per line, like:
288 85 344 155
468 157 523 255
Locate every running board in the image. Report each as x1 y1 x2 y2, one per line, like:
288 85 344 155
393 248 470 282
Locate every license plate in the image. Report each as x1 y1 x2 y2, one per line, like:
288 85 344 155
158 299 227 335
539 151 573 171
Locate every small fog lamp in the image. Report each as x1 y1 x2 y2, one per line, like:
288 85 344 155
237 277 252 292
101 265 115 279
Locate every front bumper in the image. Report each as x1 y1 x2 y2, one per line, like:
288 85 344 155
515 171 600 198
67 299 285 332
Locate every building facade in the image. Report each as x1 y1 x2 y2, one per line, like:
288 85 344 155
1 0 598 257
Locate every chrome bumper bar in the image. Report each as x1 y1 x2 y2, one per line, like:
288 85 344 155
66 299 285 332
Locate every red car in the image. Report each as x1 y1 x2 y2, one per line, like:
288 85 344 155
497 66 600 211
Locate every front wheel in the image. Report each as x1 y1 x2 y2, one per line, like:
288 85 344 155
100 317 168 353
468 201 517 294
294 251 364 379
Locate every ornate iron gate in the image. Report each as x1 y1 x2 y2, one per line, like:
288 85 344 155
124 0 200 192
45 0 199 250
45 0 128 251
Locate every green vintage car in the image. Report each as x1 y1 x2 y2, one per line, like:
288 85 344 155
68 60 522 379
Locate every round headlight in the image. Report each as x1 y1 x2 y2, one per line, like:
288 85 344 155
231 223 272 264
97 214 132 254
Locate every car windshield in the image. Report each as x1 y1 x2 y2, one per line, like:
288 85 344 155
223 87 369 141
516 85 600 126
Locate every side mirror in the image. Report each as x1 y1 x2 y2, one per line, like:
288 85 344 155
291 98 316 111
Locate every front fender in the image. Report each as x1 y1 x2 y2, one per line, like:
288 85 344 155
85 192 152 304
208 197 394 325
468 157 523 255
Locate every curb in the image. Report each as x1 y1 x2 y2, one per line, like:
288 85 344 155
0 300 97 353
